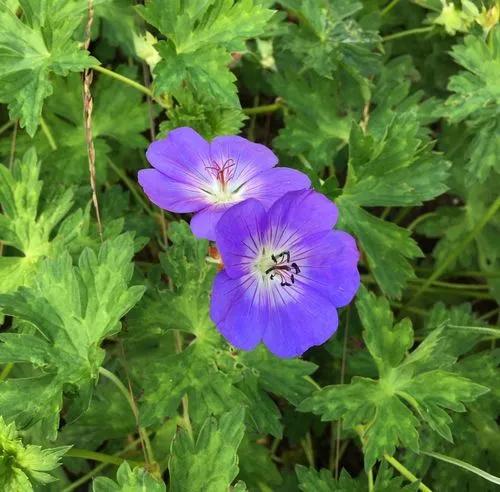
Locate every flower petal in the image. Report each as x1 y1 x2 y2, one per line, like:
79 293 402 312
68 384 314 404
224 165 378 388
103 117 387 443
238 167 311 208
138 169 208 213
190 203 233 240
215 199 267 278
146 127 212 188
263 284 339 357
210 135 278 188
293 230 360 307
267 190 338 249
210 271 267 350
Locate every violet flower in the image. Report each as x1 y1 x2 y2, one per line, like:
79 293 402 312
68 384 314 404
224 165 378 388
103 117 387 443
210 190 360 358
138 127 310 240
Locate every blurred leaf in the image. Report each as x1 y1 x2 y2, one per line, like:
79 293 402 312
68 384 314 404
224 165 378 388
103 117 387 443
93 461 166 491
0 416 68 491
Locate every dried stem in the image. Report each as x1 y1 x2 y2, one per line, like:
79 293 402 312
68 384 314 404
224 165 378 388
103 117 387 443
83 0 103 240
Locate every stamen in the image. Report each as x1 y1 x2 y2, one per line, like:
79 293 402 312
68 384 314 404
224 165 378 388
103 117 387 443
265 250 300 287
205 158 237 189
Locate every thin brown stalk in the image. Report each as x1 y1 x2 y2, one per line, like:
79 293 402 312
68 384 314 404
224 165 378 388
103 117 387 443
83 0 103 240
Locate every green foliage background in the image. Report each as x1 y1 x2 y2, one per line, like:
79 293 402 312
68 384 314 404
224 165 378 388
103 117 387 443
0 0 499 490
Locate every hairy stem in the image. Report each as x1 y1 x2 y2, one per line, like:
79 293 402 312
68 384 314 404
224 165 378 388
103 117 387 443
383 26 434 42
381 0 401 16
174 330 194 441
0 362 13 382
243 101 283 115
98 367 153 465
65 448 142 467
40 117 57 150
384 454 433 492
93 65 153 98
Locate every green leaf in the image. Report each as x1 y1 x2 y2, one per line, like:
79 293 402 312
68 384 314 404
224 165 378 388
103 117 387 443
272 70 353 170
299 287 488 470
297 466 364 492
159 92 247 140
338 115 449 297
0 0 97 135
168 407 245 492
416 175 500 275
296 462 419 491
0 148 88 294
237 437 282 491
138 0 274 105
443 28 500 180
356 286 414 376
277 0 381 80
0 416 68 491
0 234 145 438
42 67 150 185
92 461 166 492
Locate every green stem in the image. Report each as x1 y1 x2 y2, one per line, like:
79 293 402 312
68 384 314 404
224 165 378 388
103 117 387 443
98 367 154 465
0 120 15 136
107 157 156 217
420 279 487 291
40 117 57 150
415 267 500 279
62 436 145 492
383 26 434 42
381 0 401 16
362 274 489 295
384 454 433 492
368 468 374 492
409 197 500 304
391 302 428 317
93 65 153 98
99 367 135 410
301 432 315 468
422 450 500 485
479 307 500 321
243 101 282 115
0 362 13 382
447 324 500 338
174 331 194 441
407 211 437 231
66 448 142 467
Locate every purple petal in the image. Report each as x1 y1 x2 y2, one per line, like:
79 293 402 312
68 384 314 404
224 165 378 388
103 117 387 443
210 271 266 350
138 169 208 213
267 190 338 243
210 135 278 187
238 167 311 208
146 127 212 188
190 203 233 240
215 199 267 278
263 285 339 357
293 230 360 307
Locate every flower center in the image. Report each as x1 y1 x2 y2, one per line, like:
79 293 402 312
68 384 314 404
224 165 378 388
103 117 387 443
205 158 236 191
264 250 301 287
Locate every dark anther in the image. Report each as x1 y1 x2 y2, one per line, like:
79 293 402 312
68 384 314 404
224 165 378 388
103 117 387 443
266 251 299 287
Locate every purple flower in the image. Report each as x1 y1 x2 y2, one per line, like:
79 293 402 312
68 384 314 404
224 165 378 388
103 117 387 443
210 190 360 358
138 127 311 240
